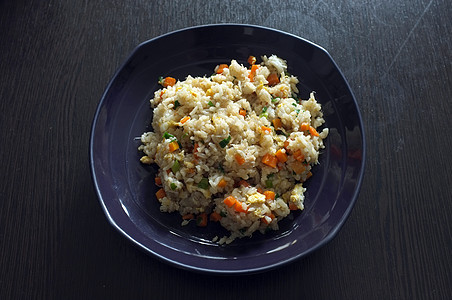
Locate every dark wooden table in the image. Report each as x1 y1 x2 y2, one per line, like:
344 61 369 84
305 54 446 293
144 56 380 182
1 1 451 299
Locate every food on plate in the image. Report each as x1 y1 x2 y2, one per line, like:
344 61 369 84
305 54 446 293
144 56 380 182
138 55 328 244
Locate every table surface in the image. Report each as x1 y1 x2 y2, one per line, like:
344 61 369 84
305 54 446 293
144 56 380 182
1 1 451 299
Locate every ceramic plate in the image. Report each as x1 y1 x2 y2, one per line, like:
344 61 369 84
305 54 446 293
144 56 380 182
90 24 365 274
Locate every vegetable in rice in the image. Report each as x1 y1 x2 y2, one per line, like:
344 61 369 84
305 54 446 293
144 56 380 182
139 55 328 244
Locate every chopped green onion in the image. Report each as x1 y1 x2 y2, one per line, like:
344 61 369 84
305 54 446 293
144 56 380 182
174 100 180 109
170 183 177 190
271 97 279 103
158 76 163 84
163 132 175 139
197 178 210 190
265 180 273 188
182 132 189 139
219 135 231 148
171 160 180 173
208 100 214 107
261 106 268 113
259 112 268 118
276 129 288 137
292 103 297 107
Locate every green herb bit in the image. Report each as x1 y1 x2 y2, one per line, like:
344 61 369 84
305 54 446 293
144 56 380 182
182 132 189 139
158 76 164 84
219 135 231 148
271 97 280 103
259 112 268 118
261 106 268 113
163 132 175 139
265 179 273 188
292 103 297 107
170 183 177 190
174 100 181 109
275 193 280 199
276 129 288 137
197 178 210 190
171 160 180 173
208 100 214 107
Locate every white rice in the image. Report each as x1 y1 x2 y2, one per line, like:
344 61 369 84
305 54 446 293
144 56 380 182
139 55 328 244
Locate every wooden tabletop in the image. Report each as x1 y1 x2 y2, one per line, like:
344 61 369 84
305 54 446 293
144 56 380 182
1 1 451 299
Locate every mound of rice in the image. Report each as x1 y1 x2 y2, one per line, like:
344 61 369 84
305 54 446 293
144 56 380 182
139 55 328 244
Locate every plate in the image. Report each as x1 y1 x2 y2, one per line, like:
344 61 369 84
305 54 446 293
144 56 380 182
90 24 365 274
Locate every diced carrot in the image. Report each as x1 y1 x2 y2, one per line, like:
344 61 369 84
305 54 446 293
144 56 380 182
289 203 298 210
249 64 259 82
239 109 246 117
155 176 162 186
263 190 276 200
238 180 250 187
261 213 275 224
275 149 288 163
162 77 176 87
293 149 305 162
235 153 245 165
168 141 179 152
155 188 166 199
284 140 290 150
272 118 282 130
218 178 227 188
216 64 228 74
290 161 306 174
257 187 264 194
262 153 278 168
261 126 272 134
196 213 208 227
247 55 256 65
267 73 279 86
210 212 222 222
234 202 248 213
309 126 320 137
193 142 199 159
180 116 190 124
182 213 194 220
224 196 237 207
160 90 165 98
300 122 310 132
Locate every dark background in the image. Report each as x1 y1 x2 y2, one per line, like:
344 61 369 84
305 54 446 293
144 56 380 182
1 1 451 299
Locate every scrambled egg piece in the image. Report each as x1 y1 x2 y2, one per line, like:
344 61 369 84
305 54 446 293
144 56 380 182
290 183 305 210
247 192 266 204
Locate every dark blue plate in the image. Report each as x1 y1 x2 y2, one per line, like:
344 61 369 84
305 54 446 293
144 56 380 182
90 24 365 274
